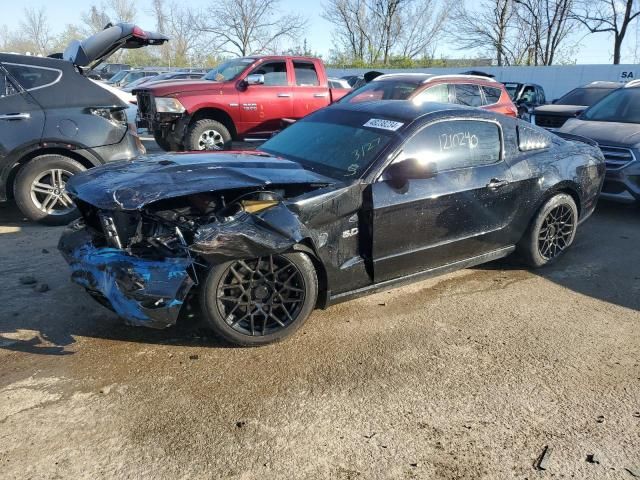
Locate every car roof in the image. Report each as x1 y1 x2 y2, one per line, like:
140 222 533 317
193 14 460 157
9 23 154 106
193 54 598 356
583 81 620 89
328 99 479 122
373 73 499 85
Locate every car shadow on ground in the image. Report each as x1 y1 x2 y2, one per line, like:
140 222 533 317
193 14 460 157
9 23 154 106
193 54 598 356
481 200 640 313
0 199 637 356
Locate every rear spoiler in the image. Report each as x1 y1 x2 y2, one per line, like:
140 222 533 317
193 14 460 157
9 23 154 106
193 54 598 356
553 131 598 148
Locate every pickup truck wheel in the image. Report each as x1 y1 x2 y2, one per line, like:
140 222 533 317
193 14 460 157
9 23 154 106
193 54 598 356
518 193 578 268
13 154 84 225
200 253 318 346
186 119 232 151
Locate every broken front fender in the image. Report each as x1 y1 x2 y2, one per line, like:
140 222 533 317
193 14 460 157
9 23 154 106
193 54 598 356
58 224 195 329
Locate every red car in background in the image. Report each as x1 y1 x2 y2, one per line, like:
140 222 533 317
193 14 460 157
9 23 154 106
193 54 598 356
338 73 518 117
136 56 351 151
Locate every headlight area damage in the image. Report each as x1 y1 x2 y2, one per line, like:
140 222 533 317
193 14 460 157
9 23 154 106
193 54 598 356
59 181 325 329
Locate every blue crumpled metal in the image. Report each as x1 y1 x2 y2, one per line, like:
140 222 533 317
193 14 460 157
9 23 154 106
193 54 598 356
59 227 195 329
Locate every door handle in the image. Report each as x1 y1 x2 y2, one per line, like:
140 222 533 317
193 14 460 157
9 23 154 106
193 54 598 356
313 93 328 98
277 93 291 98
0 113 30 121
487 178 509 190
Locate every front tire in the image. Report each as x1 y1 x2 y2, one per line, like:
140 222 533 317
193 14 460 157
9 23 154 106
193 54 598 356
200 253 318 346
518 193 578 268
13 154 85 225
185 119 232 151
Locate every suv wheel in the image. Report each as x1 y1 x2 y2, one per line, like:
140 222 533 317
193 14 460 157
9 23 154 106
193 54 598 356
200 253 318 346
13 154 85 225
186 119 232 151
518 193 578 267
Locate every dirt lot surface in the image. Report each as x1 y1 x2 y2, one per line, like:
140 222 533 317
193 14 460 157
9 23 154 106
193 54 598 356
0 147 639 478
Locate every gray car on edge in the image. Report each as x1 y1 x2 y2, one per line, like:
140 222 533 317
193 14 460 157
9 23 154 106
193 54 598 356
559 81 640 203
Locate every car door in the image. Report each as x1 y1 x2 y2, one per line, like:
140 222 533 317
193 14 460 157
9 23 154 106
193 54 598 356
0 65 45 169
369 118 521 282
239 60 293 136
291 60 329 118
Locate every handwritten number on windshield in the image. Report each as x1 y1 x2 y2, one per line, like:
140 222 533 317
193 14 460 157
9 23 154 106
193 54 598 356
352 137 382 162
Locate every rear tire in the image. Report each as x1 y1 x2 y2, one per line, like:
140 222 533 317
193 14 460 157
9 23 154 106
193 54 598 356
13 154 85 226
518 193 578 268
199 253 318 346
185 119 232 151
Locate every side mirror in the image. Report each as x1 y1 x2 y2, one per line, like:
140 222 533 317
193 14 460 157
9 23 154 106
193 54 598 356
245 74 265 86
385 158 437 187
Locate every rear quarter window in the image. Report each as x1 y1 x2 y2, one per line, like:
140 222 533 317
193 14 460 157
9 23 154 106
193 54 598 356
454 84 483 107
482 86 503 105
3 64 61 91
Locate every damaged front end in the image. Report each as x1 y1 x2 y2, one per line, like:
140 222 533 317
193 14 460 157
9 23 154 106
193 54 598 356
58 186 319 329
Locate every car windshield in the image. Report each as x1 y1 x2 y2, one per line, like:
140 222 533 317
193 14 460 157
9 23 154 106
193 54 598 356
260 111 396 178
557 87 617 106
504 83 519 99
204 58 256 82
581 88 640 123
338 81 421 104
107 70 129 83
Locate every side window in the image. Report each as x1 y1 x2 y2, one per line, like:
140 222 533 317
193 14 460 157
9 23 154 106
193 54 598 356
251 61 288 86
537 87 546 104
482 86 502 105
520 86 536 103
3 64 60 91
414 83 449 103
0 72 20 98
293 61 320 86
401 120 502 172
454 84 483 107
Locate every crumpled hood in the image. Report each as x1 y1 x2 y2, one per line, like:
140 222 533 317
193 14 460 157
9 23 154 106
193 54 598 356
66 151 335 210
534 104 587 116
559 119 640 147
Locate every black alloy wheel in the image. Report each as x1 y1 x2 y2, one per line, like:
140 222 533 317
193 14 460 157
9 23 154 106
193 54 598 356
537 204 575 261
200 253 318 346
518 193 578 268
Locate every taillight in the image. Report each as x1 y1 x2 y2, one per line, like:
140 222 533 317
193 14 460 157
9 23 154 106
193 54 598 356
88 107 128 128
132 26 147 39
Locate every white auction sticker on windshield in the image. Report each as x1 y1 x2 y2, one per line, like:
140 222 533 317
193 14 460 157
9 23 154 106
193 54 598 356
363 118 404 131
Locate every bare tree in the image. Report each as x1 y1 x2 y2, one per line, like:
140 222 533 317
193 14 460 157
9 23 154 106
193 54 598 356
151 0 204 66
450 0 518 66
194 0 307 56
514 0 576 65
81 0 137 35
573 0 640 64
81 6 111 34
324 0 447 65
322 0 373 64
20 7 52 55
398 0 448 60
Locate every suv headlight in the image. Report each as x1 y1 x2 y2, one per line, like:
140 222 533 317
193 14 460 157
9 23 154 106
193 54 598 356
155 97 186 113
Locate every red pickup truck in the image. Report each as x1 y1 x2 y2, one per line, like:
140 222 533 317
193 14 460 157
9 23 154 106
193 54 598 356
135 56 350 151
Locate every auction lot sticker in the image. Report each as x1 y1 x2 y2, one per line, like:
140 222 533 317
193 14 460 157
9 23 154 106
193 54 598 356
363 118 404 131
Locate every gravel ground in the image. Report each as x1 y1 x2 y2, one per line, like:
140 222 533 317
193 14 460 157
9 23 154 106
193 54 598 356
0 146 638 479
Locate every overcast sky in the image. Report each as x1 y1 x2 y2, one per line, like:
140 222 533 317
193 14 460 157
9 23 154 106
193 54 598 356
1 0 636 64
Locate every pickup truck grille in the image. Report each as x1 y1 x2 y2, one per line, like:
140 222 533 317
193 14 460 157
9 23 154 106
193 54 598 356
534 114 568 129
136 90 155 119
599 145 636 170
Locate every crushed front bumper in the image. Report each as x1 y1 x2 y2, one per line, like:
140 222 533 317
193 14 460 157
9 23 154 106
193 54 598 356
58 224 195 329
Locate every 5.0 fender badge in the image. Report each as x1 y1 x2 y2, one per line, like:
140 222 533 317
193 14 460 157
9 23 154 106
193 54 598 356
342 228 359 239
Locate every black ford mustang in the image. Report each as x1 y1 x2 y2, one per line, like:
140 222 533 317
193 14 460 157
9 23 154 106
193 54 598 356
59 101 605 346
